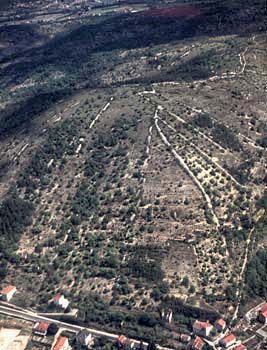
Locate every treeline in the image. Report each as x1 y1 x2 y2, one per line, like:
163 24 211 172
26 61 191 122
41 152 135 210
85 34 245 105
192 113 213 129
0 90 70 138
191 114 243 153
224 159 254 185
68 293 171 344
212 123 242 152
0 194 34 277
126 245 166 283
18 118 80 192
245 250 267 298
161 296 219 326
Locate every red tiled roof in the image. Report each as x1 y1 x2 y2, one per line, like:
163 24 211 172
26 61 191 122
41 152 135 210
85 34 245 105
222 334 236 344
260 310 267 318
192 336 205 350
194 320 212 329
1 285 16 295
53 337 68 350
215 319 226 327
232 344 246 350
118 335 127 344
34 322 49 333
261 304 267 313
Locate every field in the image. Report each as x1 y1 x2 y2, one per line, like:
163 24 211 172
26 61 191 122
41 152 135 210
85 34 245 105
0 0 267 346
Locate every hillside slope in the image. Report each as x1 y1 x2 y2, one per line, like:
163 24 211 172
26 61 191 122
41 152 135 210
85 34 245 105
0 0 266 345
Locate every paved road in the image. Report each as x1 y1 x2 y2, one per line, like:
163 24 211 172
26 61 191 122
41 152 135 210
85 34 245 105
0 304 172 350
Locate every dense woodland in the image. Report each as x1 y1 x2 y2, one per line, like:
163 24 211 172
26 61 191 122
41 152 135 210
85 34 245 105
0 194 34 278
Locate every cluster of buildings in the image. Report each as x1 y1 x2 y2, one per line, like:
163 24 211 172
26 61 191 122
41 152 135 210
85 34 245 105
0 285 93 350
191 319 246 350
32 322 93 349
3 284 265 350
0 285 70 311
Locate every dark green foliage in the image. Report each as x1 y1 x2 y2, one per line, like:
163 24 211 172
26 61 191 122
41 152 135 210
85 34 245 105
84 159 97 177
225 159 254 184
0 195 34 245
257 135 267 148
0 90 69 137
150 282 169 301
71 181 99 220
225 283 238 302
245 250 267 298
18 119 79 191
127 245 165 283
203 343 214 350
112 117 138 138
128 259 164 282
212 123 242 152
161 296 219 325
192 114 213 129
147 342 157 350
181 276 190 287
223 226 249 244
0 195 34 277
138 313 157 327
48 323 59 335
257 190 267 210
96 268 116 279
101 254 119 269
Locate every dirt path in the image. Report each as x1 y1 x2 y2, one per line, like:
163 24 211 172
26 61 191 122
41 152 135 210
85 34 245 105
231 209 265 323
143 124 153 167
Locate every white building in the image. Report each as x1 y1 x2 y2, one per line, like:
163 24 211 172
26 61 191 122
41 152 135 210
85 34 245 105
0 286 17 302
52 294 69 309
76 330 93 347
193 320 213 337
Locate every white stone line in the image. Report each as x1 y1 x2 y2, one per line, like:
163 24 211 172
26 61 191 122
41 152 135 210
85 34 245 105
89 97 113 129
154 106 219 228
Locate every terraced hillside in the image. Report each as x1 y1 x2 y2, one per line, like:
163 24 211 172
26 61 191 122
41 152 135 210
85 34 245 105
0 0 266 346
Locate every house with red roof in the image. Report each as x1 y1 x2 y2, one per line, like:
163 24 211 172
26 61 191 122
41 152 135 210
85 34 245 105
219 334 236 348
214 319 226 332
33 322 49 336
118 335 127 345
259 304 267 324
118 335 134 350
180 334 191 343
0 285 16 302
52 294 69 310
192 336 205 350
193 320 213 337
231 344 247 350
52 337 71 350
